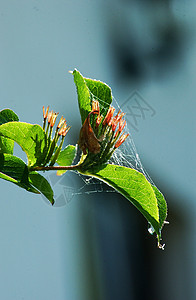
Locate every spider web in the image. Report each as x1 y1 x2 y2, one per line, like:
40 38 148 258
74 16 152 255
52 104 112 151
42 93 155 208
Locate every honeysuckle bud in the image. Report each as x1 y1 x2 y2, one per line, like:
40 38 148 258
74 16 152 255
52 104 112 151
43 106 49 119
92 100 100 114
117 111 125 120
47 110 53 124
118 118 126 133
110 110 124 124
50 112 59 127
109 117 119 131
96 115 103 127
102 106 115 126
114 133 129 148
58 123 70 137
57 116 65 129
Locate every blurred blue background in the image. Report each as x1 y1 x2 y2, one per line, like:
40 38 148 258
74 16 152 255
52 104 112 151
0 1 195 299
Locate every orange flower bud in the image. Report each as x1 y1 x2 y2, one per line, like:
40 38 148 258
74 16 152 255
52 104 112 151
118 119 126 132
102 106 115 126
92 100 100 114
50 112 59 127
114 133 129 148
57 116 65 129
43 106 49 119
109 117 118 131
47 110 53 123
96 115 103 127
58 123 70 136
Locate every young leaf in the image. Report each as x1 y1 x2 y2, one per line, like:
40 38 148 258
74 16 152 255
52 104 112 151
73 69 92 124
0 122 47 166
72 69 112 124
84 77 112 119
0 109 19 154
29 172 54 205
0 153 39 193
0 109 19 125
79 163 167 242
56 145 77 175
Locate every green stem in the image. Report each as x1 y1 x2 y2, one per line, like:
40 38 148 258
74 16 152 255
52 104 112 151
49 136 64 166
45 122 50 136
30 164 80 172
43 118 46 131
48 126 53 140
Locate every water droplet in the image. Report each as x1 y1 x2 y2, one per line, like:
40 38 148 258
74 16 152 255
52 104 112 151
148 224 155 235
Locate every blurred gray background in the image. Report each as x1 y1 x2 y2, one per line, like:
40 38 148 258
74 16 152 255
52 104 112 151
0 1 195 299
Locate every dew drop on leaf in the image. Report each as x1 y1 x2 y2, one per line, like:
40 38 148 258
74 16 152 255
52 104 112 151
148 224 155 235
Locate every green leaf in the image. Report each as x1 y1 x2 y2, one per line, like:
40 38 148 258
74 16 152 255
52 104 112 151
84 77 112 119
0 109 19 154
0 122 47 166
0 171 19 184
151 185 167 230
0 109 19 125
72 69 112 124
56 145 77 175
79 163 167 242
29 172 54 205
0 136 14 155
73 69 92 124
0 153 39 193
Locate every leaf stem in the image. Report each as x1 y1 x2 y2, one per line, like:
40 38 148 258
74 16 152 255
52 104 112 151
30 164 80 172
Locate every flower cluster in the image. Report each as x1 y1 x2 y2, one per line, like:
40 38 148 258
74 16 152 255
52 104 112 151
42 102 128 169
78 100 129 167
100 103 129 148
42 106 70 166
43 106 70 137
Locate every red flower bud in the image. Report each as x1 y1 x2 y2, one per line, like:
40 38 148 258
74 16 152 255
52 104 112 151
115 133 129 148
57 116 65 129
118 119 126 132
92 100 100 114
103 106 115 126
43 106 49 119
58 123 70 136
50 112 59 127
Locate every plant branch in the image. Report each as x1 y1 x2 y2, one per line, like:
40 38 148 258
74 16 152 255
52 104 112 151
30 164 80 172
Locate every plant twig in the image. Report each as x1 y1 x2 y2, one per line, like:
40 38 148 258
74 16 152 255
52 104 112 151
30 164 80 172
